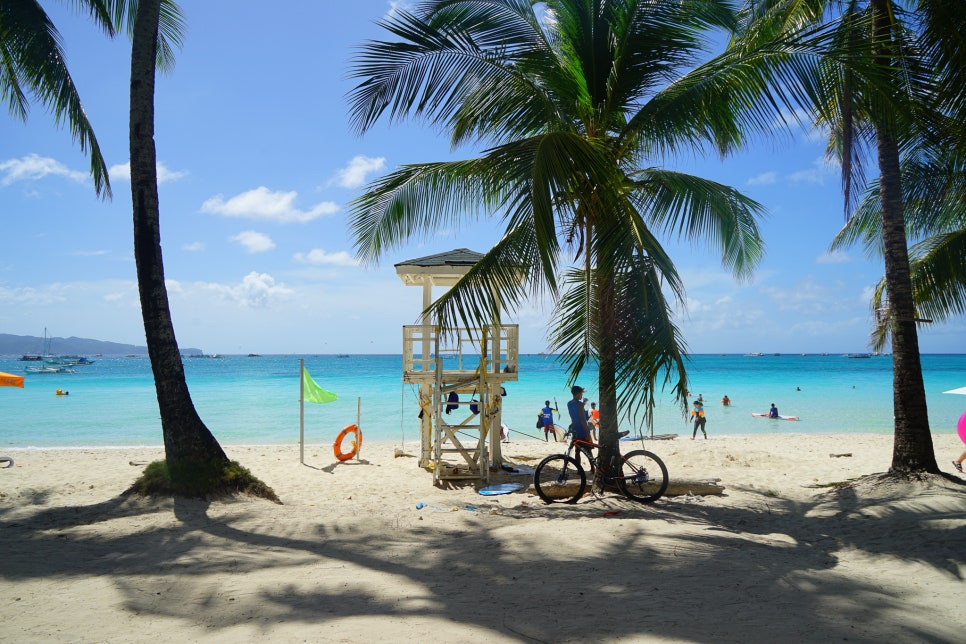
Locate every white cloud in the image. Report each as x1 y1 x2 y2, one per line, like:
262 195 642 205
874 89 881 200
0 154 87 185
201 186 339 223
231 230 276 254
747 171 777 186
199 272 295 308
816 249 851 264
333 155 386 188
293 248 360 266
787 157 837 185
183 241 205 252
108 161 188 184
0 284 66 306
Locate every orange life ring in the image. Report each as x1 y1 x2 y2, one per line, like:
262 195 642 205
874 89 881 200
333 424 361 462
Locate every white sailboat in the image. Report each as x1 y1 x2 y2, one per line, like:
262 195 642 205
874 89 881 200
24 329 75 374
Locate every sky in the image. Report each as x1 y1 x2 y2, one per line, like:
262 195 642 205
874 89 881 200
1 1 963 356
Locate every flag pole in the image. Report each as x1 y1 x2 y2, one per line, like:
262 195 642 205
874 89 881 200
299 358 305 464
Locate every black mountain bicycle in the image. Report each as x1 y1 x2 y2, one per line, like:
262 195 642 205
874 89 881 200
533 438 668 504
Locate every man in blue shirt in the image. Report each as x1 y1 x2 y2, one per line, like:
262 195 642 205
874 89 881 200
540 400 558 441
567 386 591 442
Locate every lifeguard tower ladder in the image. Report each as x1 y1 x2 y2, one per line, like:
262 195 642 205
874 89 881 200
402 324 518 483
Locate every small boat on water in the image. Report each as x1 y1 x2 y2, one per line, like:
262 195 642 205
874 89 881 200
46 355 95 366
21 328 51 362
25 365 75 374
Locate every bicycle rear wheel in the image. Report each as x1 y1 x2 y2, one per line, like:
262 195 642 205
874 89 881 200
534 454 586 503
618 450 668 503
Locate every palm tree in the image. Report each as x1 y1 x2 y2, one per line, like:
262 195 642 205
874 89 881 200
829 5 966 351
129 0 274 498
739 0 942 473
129 0 229 482
348 0 770 469
1 0 115 197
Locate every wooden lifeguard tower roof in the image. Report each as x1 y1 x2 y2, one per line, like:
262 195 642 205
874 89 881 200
394 248 483 287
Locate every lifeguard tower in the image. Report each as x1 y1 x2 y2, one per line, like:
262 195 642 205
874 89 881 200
396 249 519 484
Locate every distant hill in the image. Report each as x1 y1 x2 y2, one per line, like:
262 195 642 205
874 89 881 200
0 333 202 356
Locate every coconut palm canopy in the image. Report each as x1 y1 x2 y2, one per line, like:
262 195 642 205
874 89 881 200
345 0 809 440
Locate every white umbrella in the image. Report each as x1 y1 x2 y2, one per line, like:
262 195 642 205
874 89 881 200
943 387 966 396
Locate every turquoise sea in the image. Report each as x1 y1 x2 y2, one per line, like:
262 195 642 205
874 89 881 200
1 353 964 448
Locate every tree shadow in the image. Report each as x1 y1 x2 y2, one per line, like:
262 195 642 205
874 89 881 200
1 475 964 641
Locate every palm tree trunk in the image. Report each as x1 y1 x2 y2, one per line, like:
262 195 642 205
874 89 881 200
130 0 228 470
870 0 936 474
596 261 620 476
877 129 936 473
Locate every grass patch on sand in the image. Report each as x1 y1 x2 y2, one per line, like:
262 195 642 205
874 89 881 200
127 459 281 503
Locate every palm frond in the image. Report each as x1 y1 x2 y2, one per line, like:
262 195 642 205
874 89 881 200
427 222 555 336
906 230 966 324
550 259 689 430
629 168 766 278
0 0 112 198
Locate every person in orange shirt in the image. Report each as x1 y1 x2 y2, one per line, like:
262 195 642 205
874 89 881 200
589 401 600 442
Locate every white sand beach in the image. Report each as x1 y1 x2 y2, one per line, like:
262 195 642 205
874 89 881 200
1 433 964 642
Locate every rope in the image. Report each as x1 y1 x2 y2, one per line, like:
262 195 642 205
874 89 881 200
506 426 552 442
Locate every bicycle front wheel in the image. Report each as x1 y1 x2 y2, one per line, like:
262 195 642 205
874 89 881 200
618 450 669 503
534 454 586 504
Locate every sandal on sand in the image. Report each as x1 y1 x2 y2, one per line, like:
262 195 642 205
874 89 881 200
953 461 963 473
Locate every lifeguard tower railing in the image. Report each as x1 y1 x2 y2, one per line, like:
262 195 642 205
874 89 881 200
403 324 519 381
402 324 519 482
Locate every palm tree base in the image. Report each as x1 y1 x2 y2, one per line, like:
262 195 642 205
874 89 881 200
125 459 281 503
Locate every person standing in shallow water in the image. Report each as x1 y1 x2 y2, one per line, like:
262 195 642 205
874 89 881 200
691 400 707 439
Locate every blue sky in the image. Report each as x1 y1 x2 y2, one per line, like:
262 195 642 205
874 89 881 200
2 1 963 355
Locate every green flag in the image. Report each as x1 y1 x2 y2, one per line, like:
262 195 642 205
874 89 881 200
302 367 337 404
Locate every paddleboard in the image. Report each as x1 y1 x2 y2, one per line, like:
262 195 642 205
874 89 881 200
478 482 525 496
751 412 799 421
